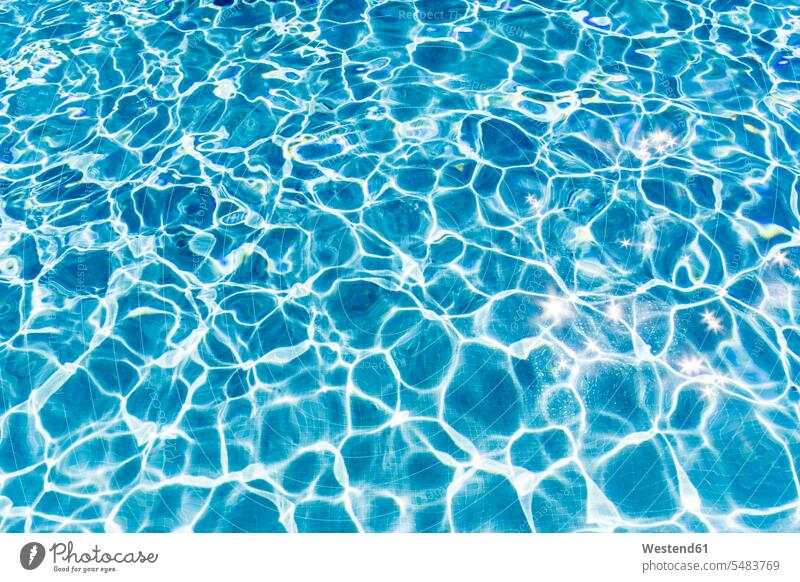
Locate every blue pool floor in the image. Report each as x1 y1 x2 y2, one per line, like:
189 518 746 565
0 0 800 532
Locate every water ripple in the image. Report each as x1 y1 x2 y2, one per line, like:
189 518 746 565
0 0 799 533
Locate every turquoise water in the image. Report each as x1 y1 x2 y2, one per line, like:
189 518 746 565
1 0 799 533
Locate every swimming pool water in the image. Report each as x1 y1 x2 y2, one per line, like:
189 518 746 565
1 0 800 533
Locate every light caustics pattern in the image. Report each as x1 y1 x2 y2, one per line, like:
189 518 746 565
0 0 799 534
